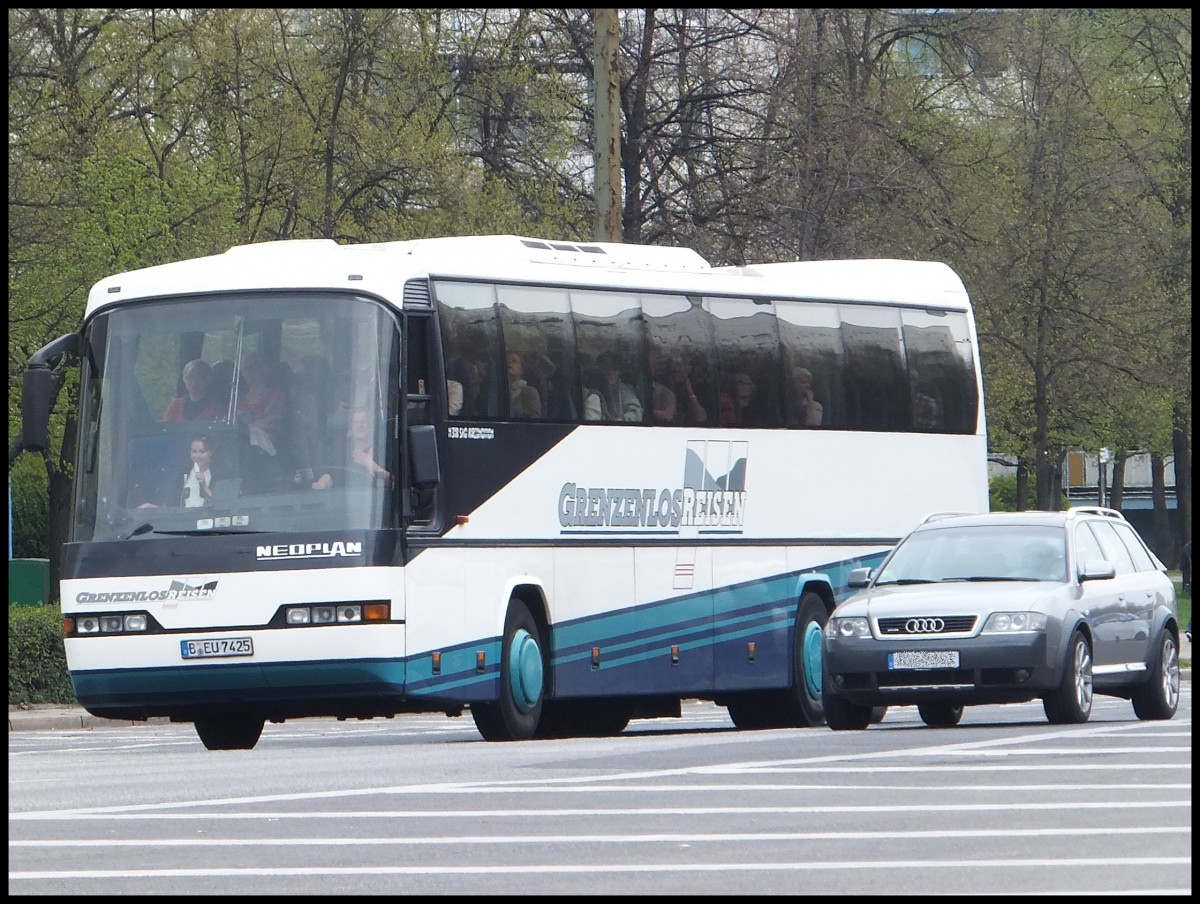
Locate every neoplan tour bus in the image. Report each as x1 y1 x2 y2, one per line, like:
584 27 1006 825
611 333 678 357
21 235 987 749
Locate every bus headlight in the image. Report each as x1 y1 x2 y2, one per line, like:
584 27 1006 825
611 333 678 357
283 604 376 626
76 616 101 634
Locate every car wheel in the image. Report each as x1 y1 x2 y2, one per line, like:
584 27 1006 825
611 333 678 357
1042 629 1093 724
471 600 545 741
194 712 264 750
1131 630 1180 720
823 690 872 730
917 702 963 728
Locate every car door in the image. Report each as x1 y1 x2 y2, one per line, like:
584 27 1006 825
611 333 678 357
1107 520 1160 664
1086 520 1144 667
1072 522 1124 668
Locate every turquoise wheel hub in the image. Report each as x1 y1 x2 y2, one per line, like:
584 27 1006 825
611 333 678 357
507 628 543 713
801 620 823 699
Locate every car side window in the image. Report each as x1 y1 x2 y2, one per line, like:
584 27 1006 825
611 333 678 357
1073 523 1107 574
1110 521 1157 572
1087 520 1136 576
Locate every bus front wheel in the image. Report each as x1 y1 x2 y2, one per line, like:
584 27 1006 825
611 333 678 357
472 600 545 741
194 712 265 750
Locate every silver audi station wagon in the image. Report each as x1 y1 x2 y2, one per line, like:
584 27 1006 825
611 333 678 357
822 507 1181 729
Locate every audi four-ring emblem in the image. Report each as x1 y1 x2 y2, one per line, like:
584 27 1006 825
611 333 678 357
905 617 945 633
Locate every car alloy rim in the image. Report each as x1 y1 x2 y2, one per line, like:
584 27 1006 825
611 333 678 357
1074 640 1093 711
1163 638 1180 709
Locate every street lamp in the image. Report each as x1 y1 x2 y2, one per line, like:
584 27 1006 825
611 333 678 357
1098 447 1111 508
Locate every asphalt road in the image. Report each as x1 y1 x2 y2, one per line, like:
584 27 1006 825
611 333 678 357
9 690 1192 896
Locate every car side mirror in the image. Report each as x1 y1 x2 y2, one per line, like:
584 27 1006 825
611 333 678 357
1078 559 1116 582
847 567 873 588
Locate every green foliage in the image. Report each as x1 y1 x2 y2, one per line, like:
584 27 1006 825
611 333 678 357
989 473 1021 512
9 456 50 558
8 604 75 705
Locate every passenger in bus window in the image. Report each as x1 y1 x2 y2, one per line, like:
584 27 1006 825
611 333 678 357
506 352 542 418
209 359 236 419
447 377 464 416
910 367 943 431
235 354 285 455
667 355 709 425
597 352 644 422
651 370 677 424
311 407 390 489
137 434 231 508
163 359 222 422
787 366 824 427
581 363 605 421
720 372 768 427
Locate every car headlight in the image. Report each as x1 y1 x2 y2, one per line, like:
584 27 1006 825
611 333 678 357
825 616 870 639
981 611 1048 633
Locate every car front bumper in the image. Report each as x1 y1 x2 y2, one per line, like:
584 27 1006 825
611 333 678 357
823 631 1055 707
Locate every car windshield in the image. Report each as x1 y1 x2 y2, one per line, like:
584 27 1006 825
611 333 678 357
874 524 1066 584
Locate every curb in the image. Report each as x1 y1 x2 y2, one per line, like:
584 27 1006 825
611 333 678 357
8 706 171 732
9 670 1190 731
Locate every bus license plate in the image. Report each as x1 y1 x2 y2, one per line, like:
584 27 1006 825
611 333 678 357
888 650 959 669
181 637 254 660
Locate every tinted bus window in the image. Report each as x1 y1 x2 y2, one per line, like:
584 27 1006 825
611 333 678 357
435 280 504 419
707 296 782 428
901 308 978 434
775 300 845 429
840 304 908 431
496 285 573 420
641 293 717 426
571 289 645 423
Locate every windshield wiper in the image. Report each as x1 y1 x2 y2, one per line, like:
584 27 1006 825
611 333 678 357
954 575 1038 582
122 522 154 540
873 578 939 586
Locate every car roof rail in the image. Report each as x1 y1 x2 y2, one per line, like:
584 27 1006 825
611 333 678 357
920 511 974 524
1066 506 1125 520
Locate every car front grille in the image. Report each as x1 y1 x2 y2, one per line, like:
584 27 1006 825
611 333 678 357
878 615 977 635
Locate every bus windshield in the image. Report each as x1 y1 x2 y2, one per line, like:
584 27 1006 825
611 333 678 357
74 291 400 541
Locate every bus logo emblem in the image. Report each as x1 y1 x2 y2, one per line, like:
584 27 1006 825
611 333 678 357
558 440 747 533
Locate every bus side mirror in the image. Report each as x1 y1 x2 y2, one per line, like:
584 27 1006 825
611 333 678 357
22 332 86 453
22 366 53 452
407 424 440 489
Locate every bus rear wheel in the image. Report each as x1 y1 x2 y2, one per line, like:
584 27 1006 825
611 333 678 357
194 712 265 750
725 592 828 730
472 600 545 741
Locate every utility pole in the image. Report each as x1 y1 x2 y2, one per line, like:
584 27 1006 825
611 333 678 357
593 8 622 243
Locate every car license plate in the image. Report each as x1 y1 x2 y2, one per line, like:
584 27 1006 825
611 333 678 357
888 650 959 669
180 637 254 660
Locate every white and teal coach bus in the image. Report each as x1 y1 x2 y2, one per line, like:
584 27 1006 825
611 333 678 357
21 235 988 749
